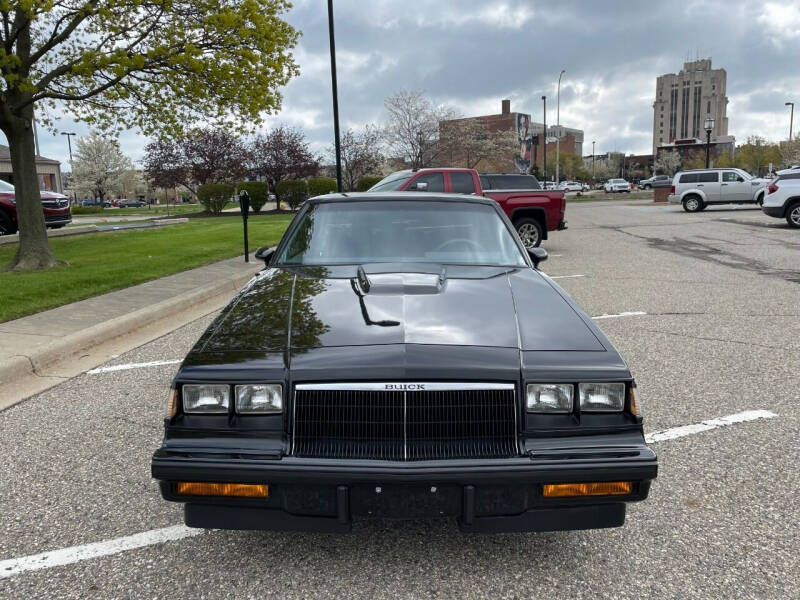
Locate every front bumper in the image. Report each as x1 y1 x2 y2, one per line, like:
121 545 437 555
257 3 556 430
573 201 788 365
762 205 785 218
152 436 656 533
557 219 568 231
44 213 72 226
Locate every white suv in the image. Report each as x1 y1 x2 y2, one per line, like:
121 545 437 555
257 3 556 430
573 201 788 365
762 168 800 228
604 178 630 193
668 168 768 212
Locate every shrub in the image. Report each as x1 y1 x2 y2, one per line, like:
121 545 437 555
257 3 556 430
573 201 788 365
356 176 382 191
276 179 308 210
71 206 104 215
197 183 235 215
307 177 337 197
237 181 271 213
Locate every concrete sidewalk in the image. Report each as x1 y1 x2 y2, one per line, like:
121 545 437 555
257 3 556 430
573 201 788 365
0 254 261 410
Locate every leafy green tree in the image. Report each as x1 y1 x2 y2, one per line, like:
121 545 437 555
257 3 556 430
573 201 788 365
197 183 235 215
0 0 298 271
307 177 337 197
275 179 307 210
356 176 382 191
237 181 271 213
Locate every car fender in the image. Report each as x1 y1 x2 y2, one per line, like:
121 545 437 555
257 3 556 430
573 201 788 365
679 188 706 203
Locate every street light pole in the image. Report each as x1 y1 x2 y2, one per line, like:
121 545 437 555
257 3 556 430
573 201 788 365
592 140 596 181
327 0 342 193
61 132 76 163
541 96 547 185
786 102 795 142
704 117 715 169
555 70 565 184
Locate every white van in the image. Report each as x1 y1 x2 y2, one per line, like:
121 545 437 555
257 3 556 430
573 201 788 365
668 168 768 212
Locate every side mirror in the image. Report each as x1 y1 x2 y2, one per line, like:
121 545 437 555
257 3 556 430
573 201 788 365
410 181 428 191
527 247 548 268
737 176 745 182
254 246 276 266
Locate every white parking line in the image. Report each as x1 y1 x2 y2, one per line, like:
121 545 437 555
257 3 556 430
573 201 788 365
0 525 206 580
549 274 585 279
644 409 777 443
0 408 780 578
87 359 182 374
591 311 647 320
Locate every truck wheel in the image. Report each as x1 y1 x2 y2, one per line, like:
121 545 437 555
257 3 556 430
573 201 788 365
515 218 543 249
682 195 702 212
786 202 800 228
0 211 17 235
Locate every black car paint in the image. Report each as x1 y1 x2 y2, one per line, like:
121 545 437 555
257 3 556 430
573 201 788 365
152 192 657 533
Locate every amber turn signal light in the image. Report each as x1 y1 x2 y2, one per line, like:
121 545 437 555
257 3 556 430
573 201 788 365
542 481 633 498
176 482 269 498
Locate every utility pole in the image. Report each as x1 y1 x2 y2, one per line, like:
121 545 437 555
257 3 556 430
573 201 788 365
786 102 795 142
555 70 565 184
592 140 596 181
327 0 342 192
541 96 547 185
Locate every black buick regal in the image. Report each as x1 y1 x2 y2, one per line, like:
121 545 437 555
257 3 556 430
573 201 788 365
151 192 657 533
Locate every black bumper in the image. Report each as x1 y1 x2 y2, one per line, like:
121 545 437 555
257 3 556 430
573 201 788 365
762 205 785 218
152 444 656 533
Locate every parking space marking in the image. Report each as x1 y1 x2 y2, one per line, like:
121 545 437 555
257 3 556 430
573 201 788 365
645 409 778 444
550 274 586 279
0 409 780 580
0 525 206 580
87 359 182 374
592 311 647 320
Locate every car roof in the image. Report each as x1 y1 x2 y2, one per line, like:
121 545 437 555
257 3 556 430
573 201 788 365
308 191 497 206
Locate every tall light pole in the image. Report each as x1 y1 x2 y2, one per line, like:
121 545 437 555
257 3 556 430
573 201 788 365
61 132 76 163
327 0 342 192
786 102 795 142
592 140 596 182
541 96 547 185
555 70 565 184
704 117 715 169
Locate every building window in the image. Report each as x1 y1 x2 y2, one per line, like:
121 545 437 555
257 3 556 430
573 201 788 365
692 85 702 137
680 86 690 138
707 100 711 113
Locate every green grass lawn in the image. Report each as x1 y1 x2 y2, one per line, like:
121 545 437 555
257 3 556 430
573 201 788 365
0 214 294 323
73 203 207 217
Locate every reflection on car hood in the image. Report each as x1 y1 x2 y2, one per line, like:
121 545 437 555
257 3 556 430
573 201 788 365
191 265 607 356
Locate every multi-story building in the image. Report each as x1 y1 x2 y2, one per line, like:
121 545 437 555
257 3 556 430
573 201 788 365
438 99 584 174
652 58 728 154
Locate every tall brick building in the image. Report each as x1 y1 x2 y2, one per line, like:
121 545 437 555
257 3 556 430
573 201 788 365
438 99 584 174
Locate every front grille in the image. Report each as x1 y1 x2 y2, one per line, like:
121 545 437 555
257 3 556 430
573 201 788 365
292 383 518 461
42 199 68 209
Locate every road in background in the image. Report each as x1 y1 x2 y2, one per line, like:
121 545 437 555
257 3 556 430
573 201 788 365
1 199 797 599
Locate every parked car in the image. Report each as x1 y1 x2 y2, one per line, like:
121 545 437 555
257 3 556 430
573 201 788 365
81 199 102 207
368 168 567 249
0 180 71 235
762 167 800 228
668 168 768 212
604 178 631 193
594 180 607 190
118 199 146 208
638 175 671 190
558 181 586 192
151 192 657 533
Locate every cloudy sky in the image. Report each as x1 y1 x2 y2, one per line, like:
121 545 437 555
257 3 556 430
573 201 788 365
21 0 800 168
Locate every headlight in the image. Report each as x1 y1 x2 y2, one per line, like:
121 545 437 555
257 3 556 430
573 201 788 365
182 384 230 413
526 383 574 413
235 384 282 414
579 382 625 412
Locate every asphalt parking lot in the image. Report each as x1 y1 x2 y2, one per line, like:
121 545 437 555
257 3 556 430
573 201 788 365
1 199 798 599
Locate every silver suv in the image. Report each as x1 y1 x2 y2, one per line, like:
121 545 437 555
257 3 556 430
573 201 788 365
668 168 768 212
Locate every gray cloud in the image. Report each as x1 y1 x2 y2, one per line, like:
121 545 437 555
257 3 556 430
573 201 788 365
17 0 800 167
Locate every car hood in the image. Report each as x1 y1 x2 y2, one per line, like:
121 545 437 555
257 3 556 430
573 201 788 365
192 265 607 356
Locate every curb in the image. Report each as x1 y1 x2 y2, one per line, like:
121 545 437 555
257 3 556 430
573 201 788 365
0 264 259 411
0 225 98 245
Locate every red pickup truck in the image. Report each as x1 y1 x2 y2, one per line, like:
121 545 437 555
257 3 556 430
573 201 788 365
368 168 566 248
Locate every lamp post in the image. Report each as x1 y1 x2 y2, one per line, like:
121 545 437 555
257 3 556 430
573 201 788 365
592 140 596 182
786 102 795 142
61 132 76 163
555 69 565 185
541 96 547 186
327 0 342 192
704 117 715 168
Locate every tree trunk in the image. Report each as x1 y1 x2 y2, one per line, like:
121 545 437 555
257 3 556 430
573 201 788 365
1 115 60 270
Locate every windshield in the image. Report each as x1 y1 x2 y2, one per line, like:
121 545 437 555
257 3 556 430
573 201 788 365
0 179 14 192
368 172 412 192
278 201 526 267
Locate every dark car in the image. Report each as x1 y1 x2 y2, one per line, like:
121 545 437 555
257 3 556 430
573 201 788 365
0 179 71 235
151 192 657 533
118 199 146 208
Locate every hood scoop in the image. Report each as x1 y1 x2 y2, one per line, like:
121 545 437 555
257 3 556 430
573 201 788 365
355 265 445 296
